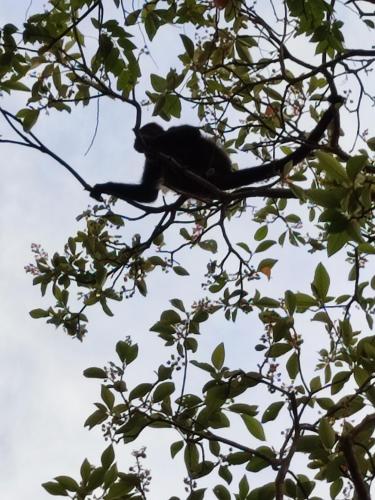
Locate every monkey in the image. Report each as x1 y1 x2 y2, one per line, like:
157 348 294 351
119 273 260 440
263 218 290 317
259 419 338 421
90 100 340 204
90 122 232 202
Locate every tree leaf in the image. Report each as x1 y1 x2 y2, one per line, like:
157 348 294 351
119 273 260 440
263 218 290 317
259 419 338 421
83 367 107 379
180 34 194 58
213 484 231 500
152 381 175 402
262 401 284 423
211 342 225 370
42 481 68 496
173 266 190 276
311 262 330 299
170 440 184 458
241 415 266 441
316 151 348 182
318 418 336 449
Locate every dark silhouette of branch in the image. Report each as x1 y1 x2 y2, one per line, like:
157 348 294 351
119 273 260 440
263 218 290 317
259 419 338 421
340 432 371 500
0 107 92 191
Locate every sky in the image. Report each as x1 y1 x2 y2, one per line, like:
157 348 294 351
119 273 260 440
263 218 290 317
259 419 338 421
0 1 374 499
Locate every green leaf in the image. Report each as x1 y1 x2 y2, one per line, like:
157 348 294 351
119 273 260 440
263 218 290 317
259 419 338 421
170 298 185 312
136 278 147 296
346 155 367 179
84 409 108 429
307 189 341 208
246 447 275 473
101 385 115 409
101 445 115 469
316 151 348 182
331 371 351 395
184 442 199 473
310 375 322 392
100 298 113 316
228 403 258 416
129 383 153 400
170 440 184 458
239 475 249 497
17 108 40 130
149 321 175 336
241 415 266 441
116 341 138 364
235 39 253 64
126 9 141 25
3 23 17 34
219 465 232 484
209 440 221 457
273 317 293 342
106 480 135 498
152 381 175 402
267 343 292 357
294 292 318 311
213 484 231 500
327 232 348 256
29 308 49 318
330 478 343 499
295 435 321 453
211 342 225 370
80 459 91 482
285 290 296 315
2 79 30 92
227 451 252 465
158 364 173 381
199 239 218 253
166 94 182 118
311 262 330 299
55 476 79 492
254 225 268 241
83 367 107 379
319 418 336 449
148 255 165 266
357 243 375 255
180 34 195 58
173 265 189 276
193 309 209 322
247 482 275 500
316 398 334 410
87 467 106 490
255 240 276 253
187 488 206 500
150 73 166 92
160 309 181 324
42 482 68 496
144 12 159 40
262 401 284 423
286 352 299 379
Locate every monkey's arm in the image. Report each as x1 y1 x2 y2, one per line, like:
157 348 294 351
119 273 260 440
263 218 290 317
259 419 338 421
91 159 161 203
91 182 159 202
215 100 341 190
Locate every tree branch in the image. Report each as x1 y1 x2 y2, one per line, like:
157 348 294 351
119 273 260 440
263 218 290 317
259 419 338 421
0 107 92 191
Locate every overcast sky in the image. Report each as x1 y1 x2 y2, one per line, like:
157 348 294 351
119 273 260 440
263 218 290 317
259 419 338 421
1 2 374 499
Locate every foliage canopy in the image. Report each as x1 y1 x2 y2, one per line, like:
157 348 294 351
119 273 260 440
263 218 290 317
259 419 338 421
1 0 375 499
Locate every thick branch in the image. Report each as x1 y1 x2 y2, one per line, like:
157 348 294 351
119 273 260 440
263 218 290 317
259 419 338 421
340 434 371 500
0 107 92 191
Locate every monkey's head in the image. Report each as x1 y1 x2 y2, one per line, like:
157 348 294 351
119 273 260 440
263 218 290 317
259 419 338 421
134 122 164 153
